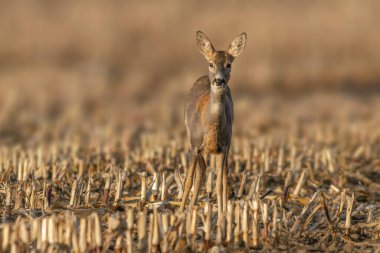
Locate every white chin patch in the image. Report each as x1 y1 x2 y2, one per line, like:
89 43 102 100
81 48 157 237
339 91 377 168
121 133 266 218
212 83 225 88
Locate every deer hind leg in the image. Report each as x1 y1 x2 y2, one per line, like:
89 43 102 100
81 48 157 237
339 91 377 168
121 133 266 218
180 150 199 211
190 154 206 208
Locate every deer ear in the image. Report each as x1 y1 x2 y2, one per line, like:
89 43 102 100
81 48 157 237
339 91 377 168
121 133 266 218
196 31 214 61
227 32 247 58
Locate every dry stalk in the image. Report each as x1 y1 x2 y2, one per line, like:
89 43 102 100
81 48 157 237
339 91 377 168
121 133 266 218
272 200 278 239
141 172 147 202
293 170 307 197
160 213 169 253
161 172 166 201
242 201 249 247
186 210 192 243
30 182 36 216
102 176 112 206
113 171 123 206
251 198 260 249
333 189 346 221
247 174 258 199
18 219 29 246
3 185 12 222
283 172 292 202
247 143 253 172
325 149 335 173
320 191 333 231
203 202 212 250
17 162 23 182
69 179 79 208
234 154 240 175
191 206 198 250
46 183 52 208
180 152 188 172
261 201 269 241
237 172 247 198
206 171 214 200
126 207 133 253
147 214 154 253
253 147 258 173
2 224 10 251
152 207 160 253
115 235 123 253
290 191 319 233
151 172 160 202
277 147 284 175
85 177 93 207
48 215 57 245
234 201 241 246
174 169 184 200
226 200 234 244
216 212 225 245
79 218 87 252
367 206 373 223
301 203 322 232
138 208 148 251
264 148 270 172
345 194 355 236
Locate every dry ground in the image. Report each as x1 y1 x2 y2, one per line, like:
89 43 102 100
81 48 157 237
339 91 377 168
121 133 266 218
1 93 380 252
1 1 380 252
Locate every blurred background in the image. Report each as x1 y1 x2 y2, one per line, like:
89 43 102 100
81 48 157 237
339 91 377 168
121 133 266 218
0 0 379 145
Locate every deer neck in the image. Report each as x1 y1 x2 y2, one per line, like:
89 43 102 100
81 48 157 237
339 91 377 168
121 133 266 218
206 87 226 124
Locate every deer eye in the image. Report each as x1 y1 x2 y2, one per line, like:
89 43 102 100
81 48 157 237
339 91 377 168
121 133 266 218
209 63 214 68
226 63 231 68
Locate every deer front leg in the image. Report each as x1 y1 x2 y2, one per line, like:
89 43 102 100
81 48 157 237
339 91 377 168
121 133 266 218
222 151 229 212
216 153 225 217
180 151 199 211
190 154 206 208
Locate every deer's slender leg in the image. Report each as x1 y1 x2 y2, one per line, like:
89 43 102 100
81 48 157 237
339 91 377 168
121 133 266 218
180 151 199 211
190 154 206 208
216 153 224 217
222 149 229 212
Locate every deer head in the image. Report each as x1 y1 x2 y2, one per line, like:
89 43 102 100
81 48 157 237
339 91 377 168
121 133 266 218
196 31 247 91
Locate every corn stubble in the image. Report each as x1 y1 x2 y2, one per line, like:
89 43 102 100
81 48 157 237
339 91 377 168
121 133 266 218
1 100 380 252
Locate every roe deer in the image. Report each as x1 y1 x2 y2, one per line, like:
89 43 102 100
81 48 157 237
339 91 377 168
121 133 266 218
180 31 247 215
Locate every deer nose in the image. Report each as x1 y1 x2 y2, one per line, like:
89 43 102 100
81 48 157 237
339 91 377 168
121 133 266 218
215 78 225 86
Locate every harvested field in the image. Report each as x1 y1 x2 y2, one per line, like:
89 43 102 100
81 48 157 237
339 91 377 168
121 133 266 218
1 1 380 252
1 93 380 252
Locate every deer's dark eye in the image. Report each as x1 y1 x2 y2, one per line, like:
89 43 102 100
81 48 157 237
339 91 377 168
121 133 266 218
209 63 214 68
226 63 231 68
